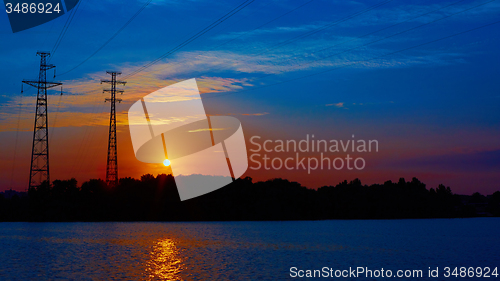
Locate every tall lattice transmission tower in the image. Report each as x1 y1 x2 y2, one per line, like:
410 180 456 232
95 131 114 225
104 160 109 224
23 52 62 189
101 71 126 187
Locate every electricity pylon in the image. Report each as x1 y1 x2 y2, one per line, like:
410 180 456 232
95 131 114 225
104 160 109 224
23 52 62 189
101 71 125 187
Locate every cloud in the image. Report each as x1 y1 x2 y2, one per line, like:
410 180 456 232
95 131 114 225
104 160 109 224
0 110 119 132
208 112 269 116
188 128 228 133
212 24 324 40
241 112 269 116
334 1 500 28
223 0 496 37
326 102 344 108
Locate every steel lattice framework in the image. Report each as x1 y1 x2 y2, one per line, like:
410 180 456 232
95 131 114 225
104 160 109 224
101 71 125 187
23 52 62 189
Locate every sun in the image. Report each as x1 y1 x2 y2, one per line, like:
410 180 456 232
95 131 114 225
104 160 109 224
163 159 171 166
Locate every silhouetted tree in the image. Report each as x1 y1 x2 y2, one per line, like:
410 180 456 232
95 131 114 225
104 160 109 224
0 175 498 221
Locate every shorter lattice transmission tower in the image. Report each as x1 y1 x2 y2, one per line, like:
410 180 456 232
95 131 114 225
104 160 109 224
101 71 126 187
23 52 62 189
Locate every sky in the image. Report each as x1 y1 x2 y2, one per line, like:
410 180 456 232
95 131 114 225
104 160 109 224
0 0 499 194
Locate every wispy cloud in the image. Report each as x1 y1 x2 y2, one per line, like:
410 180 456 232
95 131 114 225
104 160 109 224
335 1 500 27
0 111 122 132
241 112 269 116
326 102 344 108
212 24 323 40
208 112 269 116
188 128 228 133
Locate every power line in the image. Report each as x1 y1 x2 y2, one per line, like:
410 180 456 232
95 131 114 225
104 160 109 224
123 0 255 79
151 0 486 99
58 0 255 133
127 0 317 81
58 0 254 99
75 101 108 179
48 0 155 150
49 0 84 60
34 1 496 187
253 0 394 57
69 91 105 177
216 0 316 48
57 0 152 77
65 0 251 173
69 0 377 169
9 87 28 190
56 1 432 177
208 0 395 74
49 93 63 141
187 0 394 78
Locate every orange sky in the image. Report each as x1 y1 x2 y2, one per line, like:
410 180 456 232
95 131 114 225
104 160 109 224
2 103 500 195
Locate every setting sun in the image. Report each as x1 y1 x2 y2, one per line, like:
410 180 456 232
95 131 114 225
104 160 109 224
163 159 171 166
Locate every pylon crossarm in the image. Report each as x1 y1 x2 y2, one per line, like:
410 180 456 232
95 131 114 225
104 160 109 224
101 81 126 85
22 80 62 89
103 90 124 93
21 81 40 88
41 64 55 71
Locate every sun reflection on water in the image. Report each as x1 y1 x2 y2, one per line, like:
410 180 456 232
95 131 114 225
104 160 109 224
147 239 184 280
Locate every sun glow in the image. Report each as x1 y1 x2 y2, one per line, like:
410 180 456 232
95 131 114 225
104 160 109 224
163 159 171 166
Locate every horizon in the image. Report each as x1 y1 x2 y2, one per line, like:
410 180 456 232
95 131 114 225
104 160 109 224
1 173 497 197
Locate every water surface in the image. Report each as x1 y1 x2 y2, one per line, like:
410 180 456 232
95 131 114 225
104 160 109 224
1 219 499 280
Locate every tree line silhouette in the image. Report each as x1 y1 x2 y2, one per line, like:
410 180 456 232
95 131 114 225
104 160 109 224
1 175 499 221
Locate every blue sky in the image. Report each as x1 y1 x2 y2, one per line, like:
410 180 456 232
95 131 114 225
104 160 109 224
1 0 499 193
